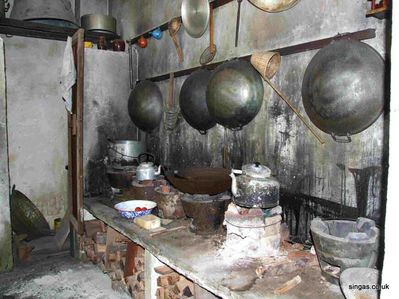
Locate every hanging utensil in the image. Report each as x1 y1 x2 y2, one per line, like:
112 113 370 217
302 40 384 142
164 73 180 131
248 0 300 12
168 18 184 63
235 0 243 47
200 2 216 65
250 51 325 144
181 0 210 38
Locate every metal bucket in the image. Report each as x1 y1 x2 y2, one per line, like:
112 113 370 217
108 139 145 164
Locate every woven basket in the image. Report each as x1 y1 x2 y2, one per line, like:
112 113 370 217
250 51 281 80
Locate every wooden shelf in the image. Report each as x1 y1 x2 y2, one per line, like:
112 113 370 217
130 0 234 44
0 18 120 42
366 6 390 19
140 28 376 83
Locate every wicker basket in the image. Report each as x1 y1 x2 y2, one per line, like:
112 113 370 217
250 51 281 80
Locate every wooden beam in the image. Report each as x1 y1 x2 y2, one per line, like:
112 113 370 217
140 28 376 83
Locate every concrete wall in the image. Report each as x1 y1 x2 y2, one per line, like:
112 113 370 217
111 0 388 224
0 38 12 272
83 48 139 195
4 36 68 228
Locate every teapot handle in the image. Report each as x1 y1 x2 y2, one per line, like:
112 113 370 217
138 153 155 163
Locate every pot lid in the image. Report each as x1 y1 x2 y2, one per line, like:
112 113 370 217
181 0 210 38
242 163 271 178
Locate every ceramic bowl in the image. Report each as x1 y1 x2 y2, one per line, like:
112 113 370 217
114 200 157 219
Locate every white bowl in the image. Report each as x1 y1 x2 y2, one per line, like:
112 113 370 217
114 200 157 219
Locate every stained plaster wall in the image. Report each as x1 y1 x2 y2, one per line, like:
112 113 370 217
3 36 68 228
111 0 388 226
0 38 12 272
83 48 139 196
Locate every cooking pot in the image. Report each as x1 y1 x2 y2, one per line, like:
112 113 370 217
128 81 163 132
230 163 279 208
302 40 385 142
107 139 145 165
248 0 300 12
81 14 116 34
10 0 78 28
179 69 216 134
206 60 264 130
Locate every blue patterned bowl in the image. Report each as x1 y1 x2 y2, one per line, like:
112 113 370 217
114 200 157 219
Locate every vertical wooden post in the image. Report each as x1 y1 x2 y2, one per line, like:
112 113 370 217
0 38 13 272
68 29 85 257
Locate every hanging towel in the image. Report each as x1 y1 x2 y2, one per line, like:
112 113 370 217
60 36 76 114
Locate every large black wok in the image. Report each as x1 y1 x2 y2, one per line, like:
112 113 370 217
179 69 216 134
302 40 385 141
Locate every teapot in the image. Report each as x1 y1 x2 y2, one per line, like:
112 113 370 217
230 163 279 208
136 153 161 181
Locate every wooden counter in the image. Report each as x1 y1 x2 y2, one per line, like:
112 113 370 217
84 197 343 299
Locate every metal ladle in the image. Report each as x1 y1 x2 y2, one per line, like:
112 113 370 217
200 2 216 65
168 17 184 63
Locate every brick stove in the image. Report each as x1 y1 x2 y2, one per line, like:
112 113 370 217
223 203 282 257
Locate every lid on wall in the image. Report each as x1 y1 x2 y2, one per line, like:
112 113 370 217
10 0 78 28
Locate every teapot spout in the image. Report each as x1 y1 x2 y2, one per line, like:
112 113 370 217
155 165 162 176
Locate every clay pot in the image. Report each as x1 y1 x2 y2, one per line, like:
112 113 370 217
137 36 148 48
112 39 126 51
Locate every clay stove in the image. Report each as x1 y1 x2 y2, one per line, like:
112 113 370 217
181 193 231 235
223 203 282 257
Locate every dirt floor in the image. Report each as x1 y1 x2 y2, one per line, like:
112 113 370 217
0 251 130 299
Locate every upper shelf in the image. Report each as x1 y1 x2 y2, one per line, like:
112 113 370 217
129 0 234 45
0 18 120 42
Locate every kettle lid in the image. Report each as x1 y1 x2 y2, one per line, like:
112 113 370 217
242 163 271 178
138 162 154 169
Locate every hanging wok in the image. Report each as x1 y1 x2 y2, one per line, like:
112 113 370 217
302 40 385 140
179 69 216 134
181 0 210 38
248 0 300 13
206 60 264 130
128 81 163 132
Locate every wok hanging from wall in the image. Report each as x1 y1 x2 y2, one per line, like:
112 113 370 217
128 81 163 132
206 60 264 130
179 69 216 134
302 39 385 142
248 0 300 13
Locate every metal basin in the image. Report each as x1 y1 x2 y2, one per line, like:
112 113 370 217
310 217 380 284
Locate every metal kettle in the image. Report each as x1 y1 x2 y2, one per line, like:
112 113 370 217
136 153 161 181
230 163 280 208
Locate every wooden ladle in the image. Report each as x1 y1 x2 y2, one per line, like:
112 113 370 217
168 17 184 63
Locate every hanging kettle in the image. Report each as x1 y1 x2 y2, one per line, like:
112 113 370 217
230 163 280 208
